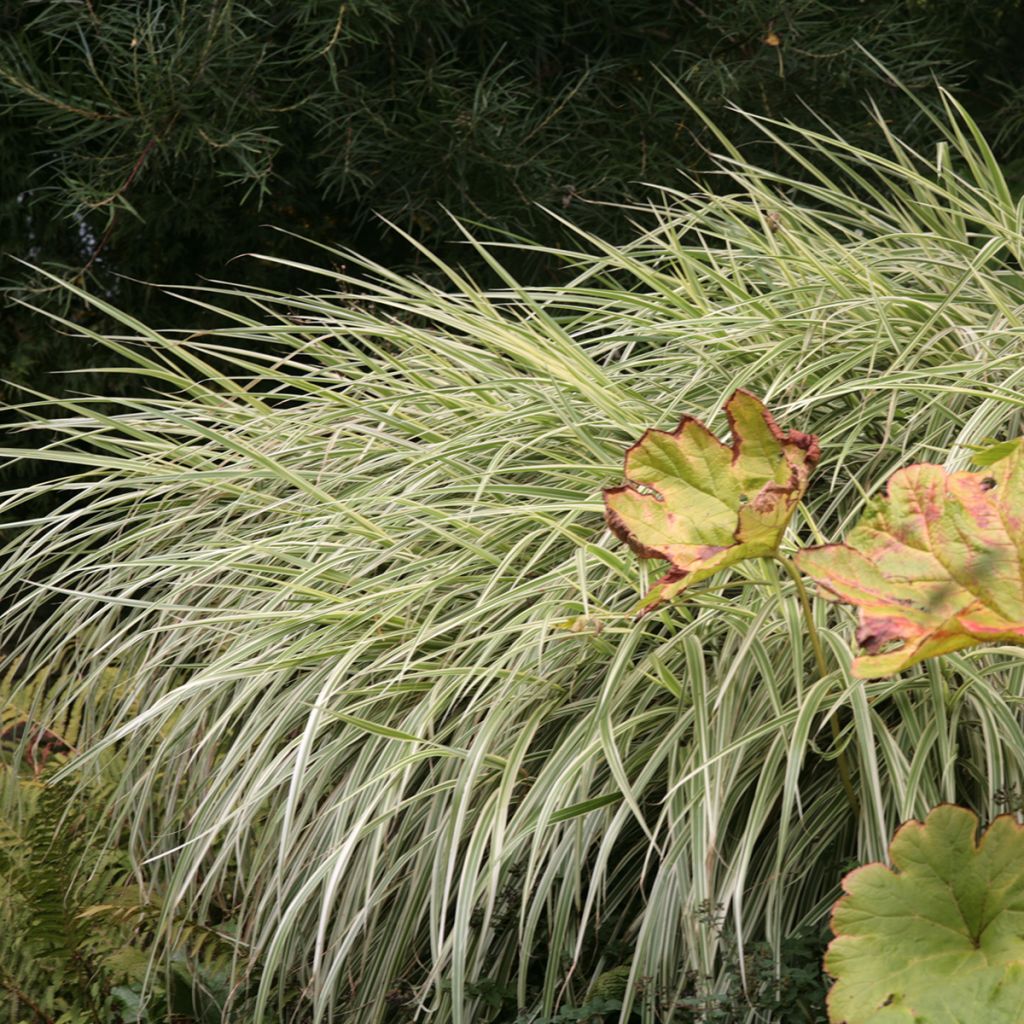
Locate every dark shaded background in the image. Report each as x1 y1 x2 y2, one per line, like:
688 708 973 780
2 0 1023 450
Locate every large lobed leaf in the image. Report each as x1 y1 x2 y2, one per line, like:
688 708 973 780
796 440 1024 678
603 390 820 615
827 805 1024 1024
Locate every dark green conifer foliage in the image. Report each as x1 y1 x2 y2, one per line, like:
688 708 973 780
1 0 1023 410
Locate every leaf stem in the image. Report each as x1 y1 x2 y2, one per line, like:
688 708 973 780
772 553 859 817
0 968 55 1024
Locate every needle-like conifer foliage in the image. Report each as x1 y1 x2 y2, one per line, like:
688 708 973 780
3 0 1024 415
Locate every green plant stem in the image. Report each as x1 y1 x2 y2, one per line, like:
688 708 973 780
772 554 859 817
0 968 55 1024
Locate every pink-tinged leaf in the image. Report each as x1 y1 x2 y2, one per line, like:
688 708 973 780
795 441 1024 678
603 390 819 615
826 805 1024 1024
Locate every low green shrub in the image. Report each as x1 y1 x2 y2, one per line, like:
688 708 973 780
0 668 242 1023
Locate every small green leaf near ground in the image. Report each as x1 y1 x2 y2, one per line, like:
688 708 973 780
827 805 1024 1024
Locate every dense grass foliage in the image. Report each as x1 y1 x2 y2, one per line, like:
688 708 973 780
5 99 1024 1022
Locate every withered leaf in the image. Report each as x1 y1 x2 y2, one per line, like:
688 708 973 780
604 390 820 615
796 440 1024 678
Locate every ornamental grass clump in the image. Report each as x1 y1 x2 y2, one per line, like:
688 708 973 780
4 94 1024 1022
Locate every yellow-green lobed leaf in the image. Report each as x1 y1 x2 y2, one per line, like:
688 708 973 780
826 805 1024 1024
603 390 820 615
795 439 1024 678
